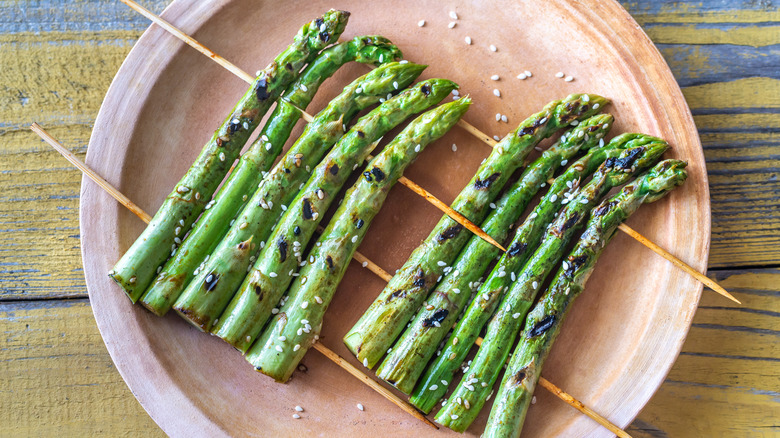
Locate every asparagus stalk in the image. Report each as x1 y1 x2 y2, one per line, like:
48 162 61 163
139 36 402 316
409 133 661 412
344 94 610 369
376 114 614 394
171 63 429 331
247 98 473 382
435 138 669 432
210 79 456 347
484 159 688 438
109 10 350 301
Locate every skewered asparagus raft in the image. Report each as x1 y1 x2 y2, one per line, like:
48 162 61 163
109 9 350 301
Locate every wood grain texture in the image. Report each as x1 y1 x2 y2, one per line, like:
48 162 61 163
0 0 777 436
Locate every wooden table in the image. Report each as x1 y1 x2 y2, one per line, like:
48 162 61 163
1 1 777 436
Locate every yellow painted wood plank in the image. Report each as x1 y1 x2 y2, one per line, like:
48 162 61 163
624 4 780 24
683 77 780 110
0 31 139 127
646 24 780 47
0 299 163 436
694 113 780 131
630 383 779 437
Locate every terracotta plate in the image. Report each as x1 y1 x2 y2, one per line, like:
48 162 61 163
81 0 709 436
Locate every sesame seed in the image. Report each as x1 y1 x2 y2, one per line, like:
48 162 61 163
265 142 272 151
489 44 497 52
525 70 532 77
501 115 508 123
571 120 580 126
430 384 439 391
314 296 323 304
177 185 189 194
399 60 409 64
453 288 460 294
513 312 521 319
301 301 308 309
532 396 537 404
496 113 501 121
418 20 426 27
448 21 457 28
555 72 565 78
465 36 472 45
361 261 368 268
355 87 362 94
493 135 500 141
511 272 516 281
550 194 558 202
426 304 435 311
593 103 600 110
219 152 226 162
363 358 369 367
565 75 574 82
599 138 605 147
269 272 277 278
580 198 589 204
452 143 458 152
437 260 447 267
493 88 501 97
532 281 538 289
275 345 283 352
357 403 364 411
279 335 287 341
292 414 301 419
415 144 421 152
393 81 399 90
517 73 527 80
179 219 185 226
561 159 568 166
300 84 308 92
491 74 500 81
295 406 304 412
450 11 458 19
293 344 300 351
351 235 358 243
451 414 459 420
482 382 488 387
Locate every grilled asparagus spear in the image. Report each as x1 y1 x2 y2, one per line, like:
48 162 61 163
409 133 659 413
139 36 402 316
109 10 350 301
435 139 669 432
211 79 455 348
484 159 688 438
376 114 614 394
171 63 429 331
247 98 473 382
344 94 609 369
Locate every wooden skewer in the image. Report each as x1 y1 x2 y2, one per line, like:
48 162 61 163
536 378 632 438
119 0 503 253
311 343 437 429
31 123 153 223
38 124 627 434
617 223 739 304
120 0 734 303
32 124 436 429
473 337 630 437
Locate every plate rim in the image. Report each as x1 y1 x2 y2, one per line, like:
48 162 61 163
80 0 710 436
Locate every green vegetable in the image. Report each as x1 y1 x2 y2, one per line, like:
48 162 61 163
109 10 350 302
344 94 610 369
377 114 614 394
246 99 473 382
139 36 402 316
435 138 669 432
171 62 428 331
484 159 688 438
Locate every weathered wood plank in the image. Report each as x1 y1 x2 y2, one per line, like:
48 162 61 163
632 268 780 437
0 299 162 437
